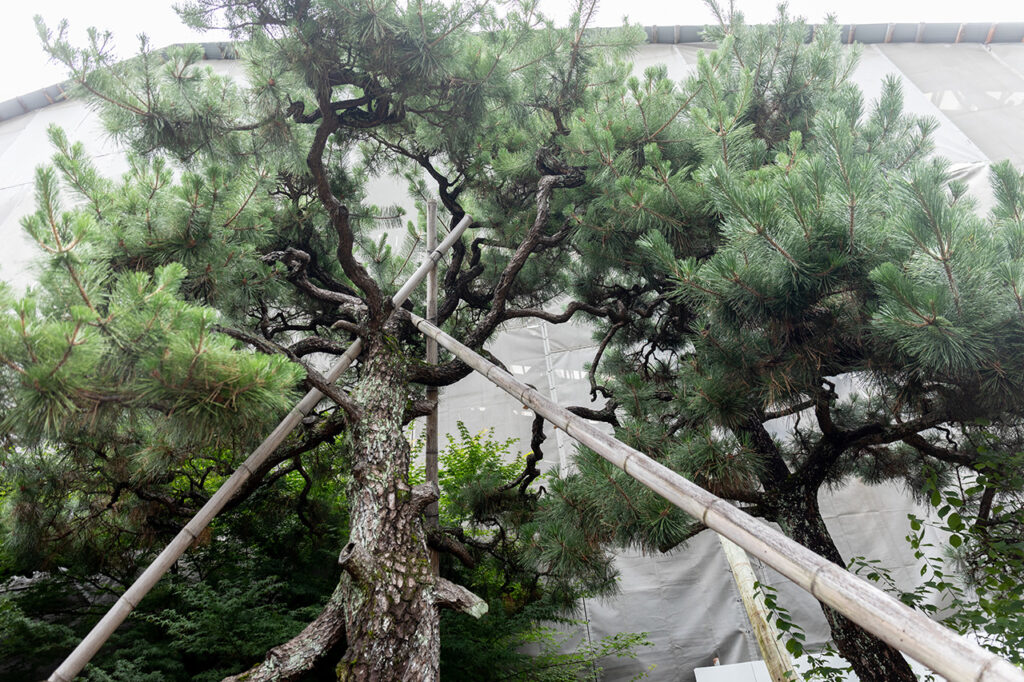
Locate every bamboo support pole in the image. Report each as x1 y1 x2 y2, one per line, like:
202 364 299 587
718 535 800 681
48 214 473 682
425 200 440 575
408 312 1024 682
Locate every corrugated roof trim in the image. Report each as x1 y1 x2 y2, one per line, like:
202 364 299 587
4 23 1024 123
644 21 1024 44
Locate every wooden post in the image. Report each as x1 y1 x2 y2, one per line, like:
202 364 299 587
718 534 800 682
47 217 473 682
407 311 1024 682
425 199 440 575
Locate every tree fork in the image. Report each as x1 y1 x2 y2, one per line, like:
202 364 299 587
743 419 915 678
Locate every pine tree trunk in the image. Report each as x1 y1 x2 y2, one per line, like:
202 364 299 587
336 333 439 681
774 490 917 682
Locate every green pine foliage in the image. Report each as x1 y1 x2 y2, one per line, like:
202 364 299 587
0 133 306 577
894 440 1024 666
520 3 1024 674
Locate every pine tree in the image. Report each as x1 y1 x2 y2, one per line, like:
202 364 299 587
13 2 1022 679
529 5 1024 680
3 1 641 679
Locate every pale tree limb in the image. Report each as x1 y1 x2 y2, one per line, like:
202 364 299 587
221 583 347 682
434 577 488 618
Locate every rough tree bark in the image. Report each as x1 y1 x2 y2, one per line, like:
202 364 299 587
774 489 917 682
333 330 484 681
334 330 437 680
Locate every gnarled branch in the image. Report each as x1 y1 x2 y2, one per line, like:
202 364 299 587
306 93 386 321
213 324 362 422
426 527 476 568
406 482 440 519
567 401 620 427
262 247 365 314
403 398 437 424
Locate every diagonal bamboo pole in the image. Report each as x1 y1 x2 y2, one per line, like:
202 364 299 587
48 214 472 682
407 311 1024 682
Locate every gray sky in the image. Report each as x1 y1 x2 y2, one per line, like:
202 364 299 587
1 0 1020 102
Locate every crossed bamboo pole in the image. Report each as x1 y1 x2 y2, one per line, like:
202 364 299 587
47 215 473 682
406 310 1024 682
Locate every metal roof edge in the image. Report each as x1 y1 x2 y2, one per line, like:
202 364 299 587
3 23 1023 123
0 41 240 124
644 21 1024 46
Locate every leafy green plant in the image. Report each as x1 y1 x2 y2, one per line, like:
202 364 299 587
755 581 850 682
0 593 79 681
842 443 1024 675
416 423 652 680
134 572 324 681
902 450 1024 665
